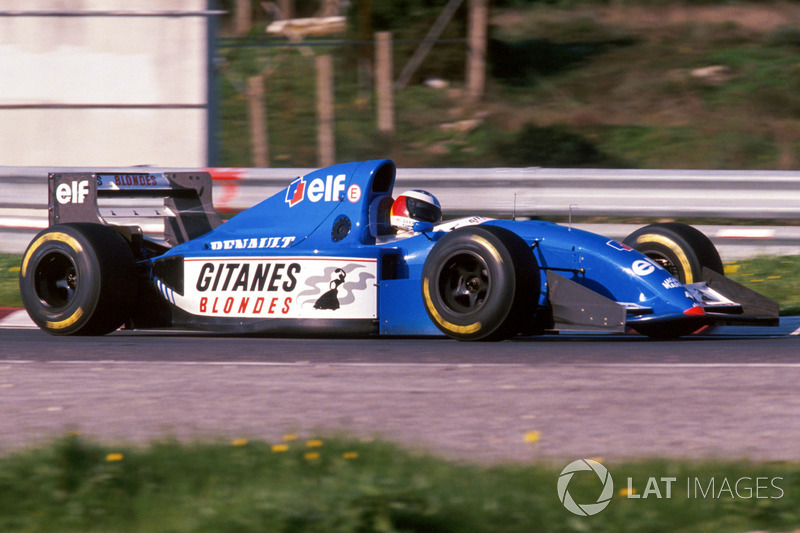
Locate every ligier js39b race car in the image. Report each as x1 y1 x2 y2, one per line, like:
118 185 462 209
20 159 778 340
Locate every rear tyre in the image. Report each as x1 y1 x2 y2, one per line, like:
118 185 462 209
19 223 136 335
623 222 723 284
421 225 540 341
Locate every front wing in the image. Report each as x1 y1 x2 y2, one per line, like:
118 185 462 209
545 268 779 334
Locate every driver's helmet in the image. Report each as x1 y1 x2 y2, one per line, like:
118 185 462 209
390 190 442 231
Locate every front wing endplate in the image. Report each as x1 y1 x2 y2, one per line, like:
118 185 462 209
547 271 627 332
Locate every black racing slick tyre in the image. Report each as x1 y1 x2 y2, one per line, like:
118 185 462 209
623 223 723 284
19 223 136 336
421 225 540 341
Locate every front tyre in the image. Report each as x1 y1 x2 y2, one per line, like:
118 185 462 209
421 225 540 341
19 223 136 335
623 222 723 284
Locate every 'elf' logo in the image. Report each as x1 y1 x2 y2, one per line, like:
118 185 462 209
285 174 347 207
55 180 90 204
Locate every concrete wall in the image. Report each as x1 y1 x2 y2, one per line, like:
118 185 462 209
0 0 212 166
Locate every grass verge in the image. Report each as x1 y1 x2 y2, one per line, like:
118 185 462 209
0 254 22 308
1 434 799 533
726 255 800 315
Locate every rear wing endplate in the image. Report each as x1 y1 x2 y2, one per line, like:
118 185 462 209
49 171 222 247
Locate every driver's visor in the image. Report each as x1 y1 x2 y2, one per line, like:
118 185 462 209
406 197 441 223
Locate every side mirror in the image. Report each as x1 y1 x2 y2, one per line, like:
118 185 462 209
412 221 434 233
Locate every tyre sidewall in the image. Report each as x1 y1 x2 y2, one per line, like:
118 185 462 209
623 223 722 284
19 224 134 335
422 226 533 341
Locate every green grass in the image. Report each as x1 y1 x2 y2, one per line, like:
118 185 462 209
1 434 799 533
726 255 800 315
0 254 22 308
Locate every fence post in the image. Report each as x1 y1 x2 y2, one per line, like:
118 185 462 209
375 32 395 134
278 0 294 19
467 0 488 101
234 0 251 36
316 55 335 167
358 0 374 103
247 75 269 168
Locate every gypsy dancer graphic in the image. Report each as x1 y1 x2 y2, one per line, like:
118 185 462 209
299 264 375 312
314 268 346 310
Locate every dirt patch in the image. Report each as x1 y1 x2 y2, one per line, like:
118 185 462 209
593 2 800 32
492 2 800 35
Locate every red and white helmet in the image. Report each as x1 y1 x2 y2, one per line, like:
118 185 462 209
390 190 442 231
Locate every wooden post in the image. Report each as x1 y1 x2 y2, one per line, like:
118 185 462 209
467 0 488 101
375 32 394 134
316 55 335 167
247 75 269 167
358 0 374 103
234 0 251 36
277 0 293 19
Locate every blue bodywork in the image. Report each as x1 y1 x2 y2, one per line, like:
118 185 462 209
150 159 725 337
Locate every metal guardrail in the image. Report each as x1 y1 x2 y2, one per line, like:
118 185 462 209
2 165 800 258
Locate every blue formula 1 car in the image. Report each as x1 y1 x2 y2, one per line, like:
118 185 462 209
20 159 778 340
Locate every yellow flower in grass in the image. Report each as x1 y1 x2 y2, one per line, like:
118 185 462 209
106 453 124 462
271 444 289 453
619 487 636 497
282 433 298 442
306 439 324 448
342 452 359 460
724 263 740 274
523 431 540 443
304 452 320 461
231 438 248 447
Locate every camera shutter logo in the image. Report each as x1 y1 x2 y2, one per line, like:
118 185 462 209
557 459 614 516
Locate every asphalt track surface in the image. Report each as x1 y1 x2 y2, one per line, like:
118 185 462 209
2 327 800 463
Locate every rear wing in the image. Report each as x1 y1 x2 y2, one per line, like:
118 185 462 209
48 171 222 248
